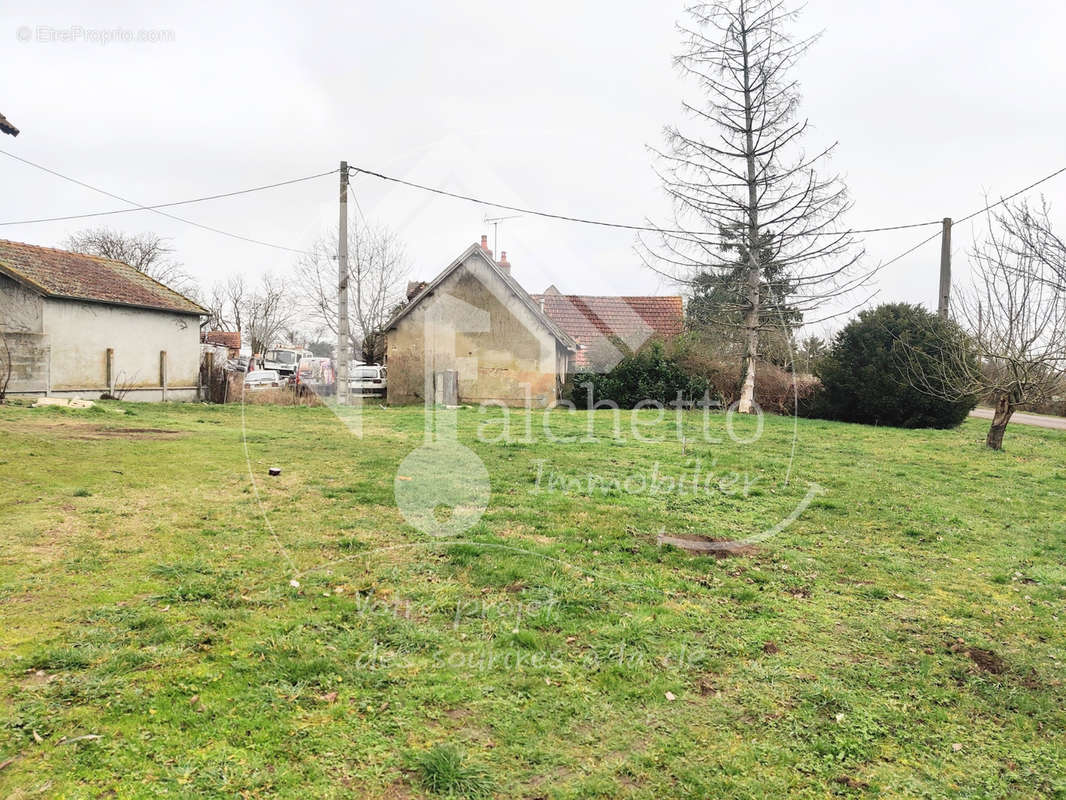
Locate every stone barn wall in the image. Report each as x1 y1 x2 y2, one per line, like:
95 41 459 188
387 253 561 408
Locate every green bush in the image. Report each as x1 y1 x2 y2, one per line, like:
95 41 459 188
812 303 977 428
569 341 712 409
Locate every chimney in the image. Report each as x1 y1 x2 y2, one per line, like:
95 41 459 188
480 234 493 259
498 250 510 273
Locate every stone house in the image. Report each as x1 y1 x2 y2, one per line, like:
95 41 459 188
383 238 684 407
0 239 206 401
385 239 577 407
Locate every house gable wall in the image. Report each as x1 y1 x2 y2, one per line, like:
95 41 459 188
387 253 560 407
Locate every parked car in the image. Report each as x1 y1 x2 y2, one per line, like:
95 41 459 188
350 364 386 395
244 369 284 390
226 355 251 373
295 357 336 396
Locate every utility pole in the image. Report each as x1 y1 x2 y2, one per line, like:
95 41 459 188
337 161 350 405
938 217 952 319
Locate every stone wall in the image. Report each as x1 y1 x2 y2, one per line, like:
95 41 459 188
387 253 562 408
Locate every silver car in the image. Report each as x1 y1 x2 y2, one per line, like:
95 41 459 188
244 369 284 390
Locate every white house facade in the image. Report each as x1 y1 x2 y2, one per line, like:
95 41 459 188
0 239 206 401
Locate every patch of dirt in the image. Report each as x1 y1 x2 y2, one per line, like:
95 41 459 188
966 646 1007 674
1018 668 1044 690
658 532 756 558
6 422 185 440
947 639 1008 674
834 775 870 790
762 640 779 655
379 781 414 799
20 669 54 688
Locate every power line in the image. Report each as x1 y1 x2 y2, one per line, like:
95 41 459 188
0 163 336 227
873 164 1066 273
954 165 1066 225
875 229 944 272
349 163 942 237
0 149 322 255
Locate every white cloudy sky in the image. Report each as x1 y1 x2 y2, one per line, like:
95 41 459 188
2 0 1064 333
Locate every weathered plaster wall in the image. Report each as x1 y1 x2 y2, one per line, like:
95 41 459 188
387 254 561 408
0 273 44 334
1 274 48 393
41 299 201 401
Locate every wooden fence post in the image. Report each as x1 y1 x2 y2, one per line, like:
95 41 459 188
106 348 115 396
159 350 168 402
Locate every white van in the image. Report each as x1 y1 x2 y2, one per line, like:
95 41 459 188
350 364 386 395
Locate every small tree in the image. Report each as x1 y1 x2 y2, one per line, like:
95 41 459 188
816 303 977 429
245 273 294 355
909 203 1066 449
797 335 826 374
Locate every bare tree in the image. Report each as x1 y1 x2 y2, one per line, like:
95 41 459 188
640 0 863 412
294 223 408 363
998 197 1066 294
908 203 1066 450
204 274 248 333
65 228 198 297
245 273 294 355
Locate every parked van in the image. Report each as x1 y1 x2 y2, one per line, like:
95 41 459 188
350 364 386 395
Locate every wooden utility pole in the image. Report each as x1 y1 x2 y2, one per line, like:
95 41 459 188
337 161 350 405
938 217 952 319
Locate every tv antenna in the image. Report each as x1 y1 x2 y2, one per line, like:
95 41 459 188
483 213 523 256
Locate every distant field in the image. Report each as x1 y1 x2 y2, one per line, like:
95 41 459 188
0 400 1063 798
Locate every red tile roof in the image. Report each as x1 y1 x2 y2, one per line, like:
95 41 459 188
203 330 241 349
531 290 683 366
0 239 205 315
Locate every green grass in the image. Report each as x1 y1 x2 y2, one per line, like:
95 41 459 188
0 399 1064 798
412 743 493 797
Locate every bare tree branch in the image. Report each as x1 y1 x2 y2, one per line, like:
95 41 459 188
65 227 199 299
292 223 408 363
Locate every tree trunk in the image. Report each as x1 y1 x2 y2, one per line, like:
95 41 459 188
737 269 759 413
735 9 761 415
985 393 1014 450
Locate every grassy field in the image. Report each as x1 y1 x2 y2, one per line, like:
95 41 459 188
0 399 1064 798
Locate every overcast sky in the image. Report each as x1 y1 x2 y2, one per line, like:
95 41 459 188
2 0 1064 335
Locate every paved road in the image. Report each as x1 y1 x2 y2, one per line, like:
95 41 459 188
969 407 1066 431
